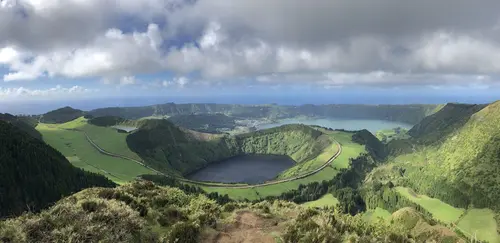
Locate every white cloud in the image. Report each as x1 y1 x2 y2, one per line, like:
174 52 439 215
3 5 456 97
162 76 189 88
119 76 137 85
1 0 500 88
412 32 500 73
0 84 97 100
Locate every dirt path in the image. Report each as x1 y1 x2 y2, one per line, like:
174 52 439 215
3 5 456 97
205 211 283 243
77 127 343 189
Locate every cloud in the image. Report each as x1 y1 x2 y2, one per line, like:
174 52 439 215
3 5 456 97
0 84 97 100
1 0 500 88
162 76 189 88
119 76 137 86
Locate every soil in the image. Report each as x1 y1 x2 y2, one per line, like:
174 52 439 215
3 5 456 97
203 211 285 243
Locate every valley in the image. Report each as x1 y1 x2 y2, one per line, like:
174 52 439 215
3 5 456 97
2 101 500 242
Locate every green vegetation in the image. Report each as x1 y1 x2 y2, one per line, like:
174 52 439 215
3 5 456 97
394 187 465 224
0 181 417 242
127 120 332 176
457 209 499 243
408 103 486 145
201 130 365 201
167 113 236 133
362 207 392 223
302 194 339 208
0 113 42 140
40 106 84 124
87 116 126 126
377 101 500 212
36 118 157 183
391 207 462 242
376 127 409 143
89 102 440 124
0 120 114 218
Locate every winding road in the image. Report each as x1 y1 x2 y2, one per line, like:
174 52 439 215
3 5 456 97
79 128 342 189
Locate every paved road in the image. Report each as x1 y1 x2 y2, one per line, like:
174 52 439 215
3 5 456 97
79 128 342 189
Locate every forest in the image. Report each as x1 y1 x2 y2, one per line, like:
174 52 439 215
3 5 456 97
0 120 114 218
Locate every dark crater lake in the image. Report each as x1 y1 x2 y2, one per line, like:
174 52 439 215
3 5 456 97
186 155 296 184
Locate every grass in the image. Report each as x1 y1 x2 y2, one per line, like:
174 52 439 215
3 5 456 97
395 187 465 224
36 118 157 184
362 207 392 224
302 194 339 208
202 131 365 200
278 136 338 179
80 123 142 161
456 208 499 243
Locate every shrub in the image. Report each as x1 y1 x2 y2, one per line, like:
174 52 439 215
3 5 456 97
167 222 199 243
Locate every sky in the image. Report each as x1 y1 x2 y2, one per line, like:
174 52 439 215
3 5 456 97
1 0 500 109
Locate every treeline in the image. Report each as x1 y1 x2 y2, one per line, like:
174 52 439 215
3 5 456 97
0 121 115 218
88 116 126 127
362 182 435 222
167 113 236 134
0 113 42 140
262 154 377 215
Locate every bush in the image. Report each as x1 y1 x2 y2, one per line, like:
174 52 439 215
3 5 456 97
166 222 199 243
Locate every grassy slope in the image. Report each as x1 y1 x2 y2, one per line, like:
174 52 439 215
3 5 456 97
36 118 156 184
395 187 465 224
396 187 499 242
362 207 392 224
387 102 500 208
365 101 500 242
81 123 142 161
202 130 365 200
457 209 499 243
302 194 339 208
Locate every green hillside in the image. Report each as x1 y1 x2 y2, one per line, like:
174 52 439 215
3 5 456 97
36 117 157 183
408 103 486 145
0 120 115 218
0 113 42 140
360 101 500 242
40 106 84 124
0 181 418 242
127 120 331 176
384 101 500 210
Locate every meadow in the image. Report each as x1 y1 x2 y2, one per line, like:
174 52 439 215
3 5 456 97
36 118 157 184
302 194 339 208
395 186 499 242
456 209 499 243
362 207 392 224
395 186 465 224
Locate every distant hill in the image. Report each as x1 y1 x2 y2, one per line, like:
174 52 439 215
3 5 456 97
0 120 115 217
0 113 42 140
126 119 330 175
167 113 236 133
386 103 486 155
40 106 84 124
352 129 388 161
88 103 440 124
408 103 486 145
